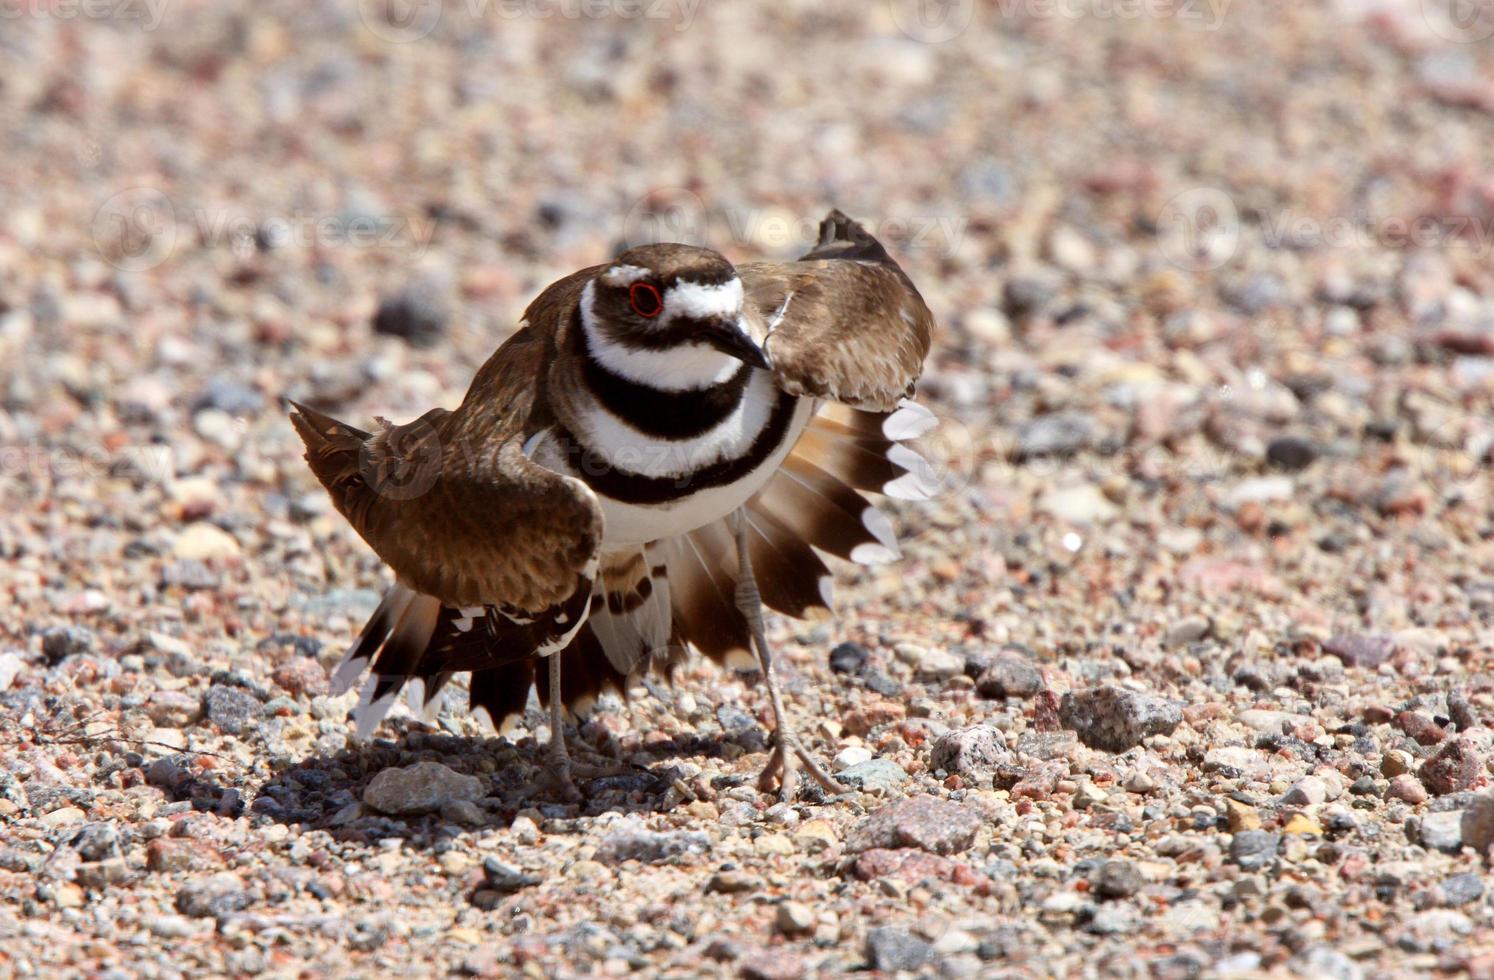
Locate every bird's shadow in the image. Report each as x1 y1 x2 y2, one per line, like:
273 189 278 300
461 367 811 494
240 723 770 851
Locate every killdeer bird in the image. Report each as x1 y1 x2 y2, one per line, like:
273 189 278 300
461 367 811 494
291 210 936 800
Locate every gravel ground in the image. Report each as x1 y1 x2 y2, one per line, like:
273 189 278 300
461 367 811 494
3 2 1493 977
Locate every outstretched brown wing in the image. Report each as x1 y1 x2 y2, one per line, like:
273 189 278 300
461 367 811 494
289 329 602 614
739 210 935 412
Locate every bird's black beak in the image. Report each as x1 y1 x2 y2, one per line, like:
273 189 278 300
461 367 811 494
707 321 770 369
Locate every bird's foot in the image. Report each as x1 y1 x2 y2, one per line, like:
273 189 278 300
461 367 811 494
757 734 843 802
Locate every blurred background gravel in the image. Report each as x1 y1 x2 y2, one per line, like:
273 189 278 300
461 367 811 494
2 1 1493 977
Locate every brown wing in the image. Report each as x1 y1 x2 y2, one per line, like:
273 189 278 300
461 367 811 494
289 326 602 614
739 210 935 412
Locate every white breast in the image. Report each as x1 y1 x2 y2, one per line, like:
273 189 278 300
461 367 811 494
530 394 816 549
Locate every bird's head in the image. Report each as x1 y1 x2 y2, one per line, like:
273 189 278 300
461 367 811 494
580 244 768 389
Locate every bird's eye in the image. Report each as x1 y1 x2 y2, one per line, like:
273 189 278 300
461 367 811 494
629 283 664 318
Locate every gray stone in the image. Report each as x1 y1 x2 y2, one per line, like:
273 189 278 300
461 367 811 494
1229 831 1280 870
1017 411 1097 459
1282 776 1328 807
1291 945 1362 980
1086 902 1141 935
1461 794 1494 852
1419 810 1465 852
1435 873 1484 907
362 761 484 816
595 819 709 865
201 685 260 735
1060 685 1182 752
847 795 980 856
865 927 933 972
1165 615 1212 647
837 758 909 793
929 725 1012 779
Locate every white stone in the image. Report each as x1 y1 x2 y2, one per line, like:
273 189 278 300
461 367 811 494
834 746 873 771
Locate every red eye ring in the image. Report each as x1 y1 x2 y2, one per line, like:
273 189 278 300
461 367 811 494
629 282 664 318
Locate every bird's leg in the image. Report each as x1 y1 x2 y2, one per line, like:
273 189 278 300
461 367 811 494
545 653 582 802
731 509 843 801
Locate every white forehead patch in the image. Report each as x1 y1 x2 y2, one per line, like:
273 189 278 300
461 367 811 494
601 264 651 287
664 277 743 323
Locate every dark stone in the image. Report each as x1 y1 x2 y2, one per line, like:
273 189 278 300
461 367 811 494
201 685 261 735
1447 689 1477 731
1093 859 1143 899
481 857 541 893
865 927 933 972
1229 830 1280 870
146 758 192 791
372 280 450 348
1002 275 1056 317
862 670 901 697
1265 436 1318 471
1059 685 1182 752
828 642 869 675
41 626 95 664
975 654 1042 699
70 822 123 862
175 874 249 918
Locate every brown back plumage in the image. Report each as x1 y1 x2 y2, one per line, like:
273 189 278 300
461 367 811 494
745 210 934 411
